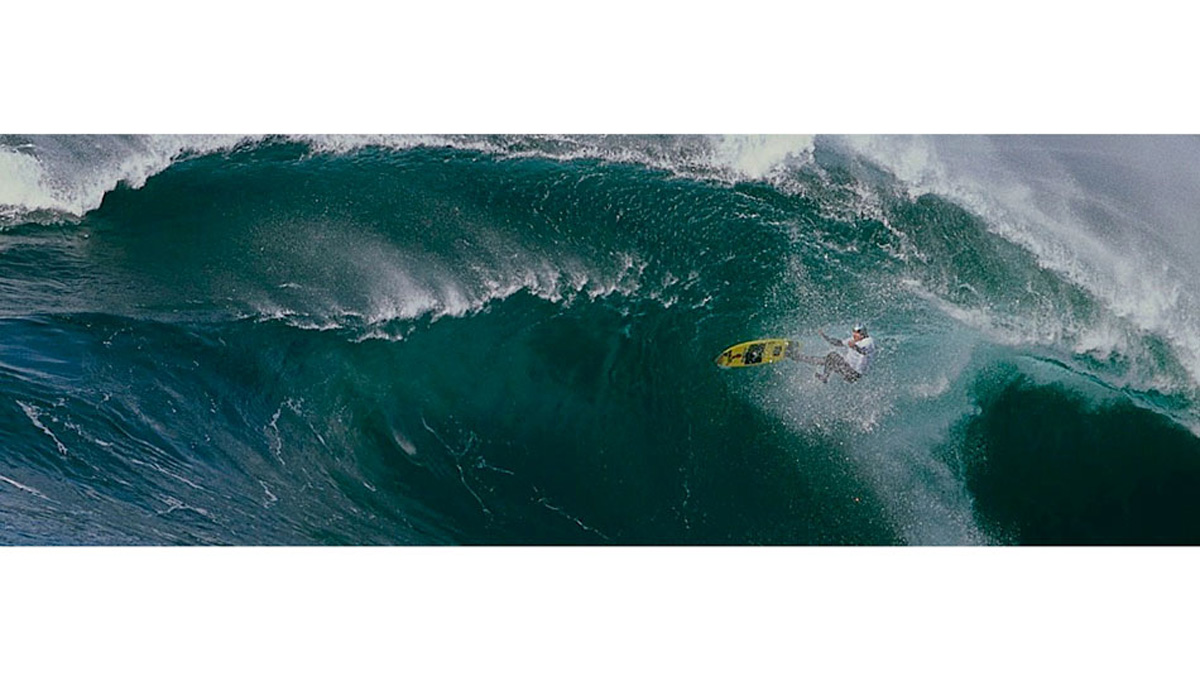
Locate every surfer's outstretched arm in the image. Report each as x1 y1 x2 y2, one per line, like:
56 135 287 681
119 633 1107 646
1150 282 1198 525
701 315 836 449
818 329 843 346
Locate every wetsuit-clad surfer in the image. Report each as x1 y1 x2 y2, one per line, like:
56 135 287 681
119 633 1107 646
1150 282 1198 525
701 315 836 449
791 324 877 383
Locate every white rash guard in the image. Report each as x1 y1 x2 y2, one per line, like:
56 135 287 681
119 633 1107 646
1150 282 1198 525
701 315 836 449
845 335 876 375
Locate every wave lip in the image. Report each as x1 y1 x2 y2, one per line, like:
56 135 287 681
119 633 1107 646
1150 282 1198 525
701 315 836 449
0 135 254 223
1 134 819 226
843 135 1200 397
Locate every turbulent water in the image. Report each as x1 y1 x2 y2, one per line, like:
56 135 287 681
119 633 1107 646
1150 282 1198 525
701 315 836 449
3 134 1199 545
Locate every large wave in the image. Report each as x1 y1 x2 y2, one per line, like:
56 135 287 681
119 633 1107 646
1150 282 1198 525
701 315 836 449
2 135 1197 544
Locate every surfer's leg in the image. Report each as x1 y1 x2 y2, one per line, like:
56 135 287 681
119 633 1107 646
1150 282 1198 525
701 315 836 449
798 352 846 382
818 352 861 383
824 353 861 382
805 351 838 382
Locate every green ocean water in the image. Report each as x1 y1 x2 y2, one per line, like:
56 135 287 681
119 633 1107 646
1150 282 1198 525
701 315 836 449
2 135 1198 544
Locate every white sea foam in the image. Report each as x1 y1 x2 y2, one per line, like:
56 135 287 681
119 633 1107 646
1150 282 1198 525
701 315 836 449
16 400 68 456
0 135 253 220
2 134 820 225
0 149 55 213
0 474 51 501
708 135 815 179
260 245 655 342
302 134 815 181
845 135 1200 391
750 329 991 545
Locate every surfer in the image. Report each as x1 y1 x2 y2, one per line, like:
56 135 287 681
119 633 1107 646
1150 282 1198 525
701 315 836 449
790 324 877 383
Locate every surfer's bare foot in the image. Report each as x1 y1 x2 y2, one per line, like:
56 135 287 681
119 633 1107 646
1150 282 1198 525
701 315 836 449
815 372 828 383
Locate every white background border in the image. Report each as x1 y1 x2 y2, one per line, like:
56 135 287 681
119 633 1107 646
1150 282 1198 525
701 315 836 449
4 2 1198 692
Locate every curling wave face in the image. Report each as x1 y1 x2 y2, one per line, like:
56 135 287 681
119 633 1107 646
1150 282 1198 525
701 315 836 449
1 135 1197 544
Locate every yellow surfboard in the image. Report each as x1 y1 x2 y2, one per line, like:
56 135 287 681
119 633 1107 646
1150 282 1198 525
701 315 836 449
715 338 798 368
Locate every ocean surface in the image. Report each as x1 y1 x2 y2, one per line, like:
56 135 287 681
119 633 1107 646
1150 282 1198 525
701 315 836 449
3 134 1199 545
